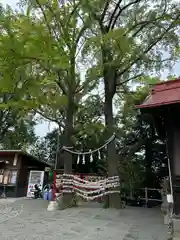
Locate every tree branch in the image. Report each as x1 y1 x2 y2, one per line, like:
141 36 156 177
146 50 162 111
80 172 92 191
126 18 167 39
100 0 111 23
34 109 62 126
45 3 68 46
35 0 54 38
85 2 101 29
117 73 143 86
76 25 88 46
124 1 171 38
108 0 122 30
14 53 67 95
117 14 180 79
55 72 67 95
67 0 81 24
110 0 143 30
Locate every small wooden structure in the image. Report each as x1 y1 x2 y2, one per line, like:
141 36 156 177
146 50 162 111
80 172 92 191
0 150 51 197
137 78 180 239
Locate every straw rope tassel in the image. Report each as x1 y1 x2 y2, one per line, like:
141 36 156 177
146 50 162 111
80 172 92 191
77 155 80 164
98 150 101 159
90 151 93 162
82 154 85 164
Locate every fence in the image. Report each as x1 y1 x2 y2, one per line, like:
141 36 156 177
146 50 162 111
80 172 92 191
142 187 162 201
126 187 162 207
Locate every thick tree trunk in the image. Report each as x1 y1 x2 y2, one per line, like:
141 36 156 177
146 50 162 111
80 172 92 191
62 94 74 208
101 44 121 208
104 89 121 209
61 54 77 208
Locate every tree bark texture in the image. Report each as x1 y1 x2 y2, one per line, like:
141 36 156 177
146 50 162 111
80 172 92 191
104 90 121 208
103 47 121 208
62 93 74 208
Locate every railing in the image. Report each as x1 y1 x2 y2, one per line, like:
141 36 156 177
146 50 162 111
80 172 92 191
139 187 162 207
124 187 162 207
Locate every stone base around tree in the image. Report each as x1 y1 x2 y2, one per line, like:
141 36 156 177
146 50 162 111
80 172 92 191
173 217 180 240
47 201 58 211
161 196 169 225
164 214 170 225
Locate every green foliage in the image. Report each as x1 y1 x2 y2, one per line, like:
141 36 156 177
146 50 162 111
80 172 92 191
0 0 95 132
0 1 178 198
0 1 179 126
0 92 37 149
1 119 37 150
115 76 168 189
30 128 59 164
79 1 180 207
31 94 107 173
82 0 180 89
30 138 48 161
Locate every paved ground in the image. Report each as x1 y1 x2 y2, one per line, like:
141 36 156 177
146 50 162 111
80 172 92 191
0 199 168 240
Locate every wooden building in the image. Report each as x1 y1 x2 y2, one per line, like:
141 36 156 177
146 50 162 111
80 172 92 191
137 78 180 239
0 150 51 198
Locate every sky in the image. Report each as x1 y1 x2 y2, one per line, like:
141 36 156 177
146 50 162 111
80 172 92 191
1 0 17 8
1 0 180 137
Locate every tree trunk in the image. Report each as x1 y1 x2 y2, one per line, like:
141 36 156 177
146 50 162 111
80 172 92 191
104 89 121 209
62 93 74 208
101 44 121 208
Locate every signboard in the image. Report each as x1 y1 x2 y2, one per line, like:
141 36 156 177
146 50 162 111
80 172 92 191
10 171 17 184
26 171 44 198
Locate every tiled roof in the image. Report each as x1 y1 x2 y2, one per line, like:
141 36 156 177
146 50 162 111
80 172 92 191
137 78 180 109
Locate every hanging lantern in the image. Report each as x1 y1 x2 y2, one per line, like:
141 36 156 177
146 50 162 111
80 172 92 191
82 154 85 164
77 155 80 164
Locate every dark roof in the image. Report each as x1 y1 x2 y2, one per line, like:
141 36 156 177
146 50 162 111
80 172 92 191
0 149 52 167
137 78 180 109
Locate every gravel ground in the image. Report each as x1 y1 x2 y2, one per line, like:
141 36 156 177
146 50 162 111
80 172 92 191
0 199 168 240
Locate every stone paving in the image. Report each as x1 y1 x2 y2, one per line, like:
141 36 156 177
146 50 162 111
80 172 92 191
0 199 168 240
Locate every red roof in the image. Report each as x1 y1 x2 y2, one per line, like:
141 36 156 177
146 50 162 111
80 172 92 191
137 78 180 109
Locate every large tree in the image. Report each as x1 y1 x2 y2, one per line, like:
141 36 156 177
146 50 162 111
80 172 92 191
0 1 95 207
81 0 180 208
0 0 179 209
